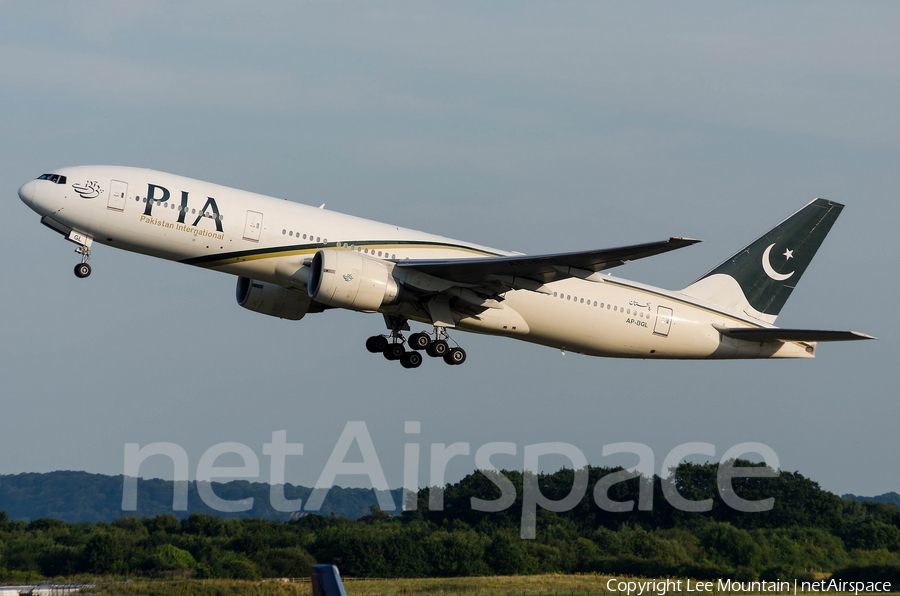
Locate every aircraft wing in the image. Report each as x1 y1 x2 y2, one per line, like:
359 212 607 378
715 326 878 343
394 237 701 288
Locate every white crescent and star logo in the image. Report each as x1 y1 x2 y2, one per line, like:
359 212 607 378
762 243 795 281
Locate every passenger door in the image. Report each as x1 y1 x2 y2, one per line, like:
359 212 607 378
108 180 128 212
653 306 673 337
243 210 263 242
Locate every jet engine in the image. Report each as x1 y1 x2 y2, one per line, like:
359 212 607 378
236 277 314 320
307 249 401 312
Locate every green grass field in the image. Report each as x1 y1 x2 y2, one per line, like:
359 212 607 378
83 574 628 596
81 574 900 596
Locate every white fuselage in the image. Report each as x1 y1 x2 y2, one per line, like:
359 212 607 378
19 166 813 360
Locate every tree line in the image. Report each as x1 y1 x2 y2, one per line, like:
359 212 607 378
0 471 403 523
1 462 898 583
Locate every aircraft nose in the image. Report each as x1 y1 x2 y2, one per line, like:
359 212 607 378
18 180 36 207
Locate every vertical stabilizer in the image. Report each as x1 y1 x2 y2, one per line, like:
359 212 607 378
680 199 843 324
312 564 348 596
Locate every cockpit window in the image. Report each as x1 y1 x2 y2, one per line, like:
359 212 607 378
37 173 66 184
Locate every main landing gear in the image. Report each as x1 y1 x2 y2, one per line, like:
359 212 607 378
365 326 467 369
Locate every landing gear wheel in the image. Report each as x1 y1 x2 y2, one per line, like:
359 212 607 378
366 335 388 353
400 351 423 369
408 332 431 351
444 347 467 365
383 343 405 361
426 339 449 358
74 263 92 278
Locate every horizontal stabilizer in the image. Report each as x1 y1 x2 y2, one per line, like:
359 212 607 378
715 326 877 343
395 237 701 286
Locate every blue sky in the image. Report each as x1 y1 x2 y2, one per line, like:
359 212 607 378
0 2 897 499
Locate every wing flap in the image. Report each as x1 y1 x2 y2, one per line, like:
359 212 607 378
394 237 701 286
715 326 877 343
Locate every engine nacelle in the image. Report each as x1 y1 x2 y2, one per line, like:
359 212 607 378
236 277 313 320
307 249 401 312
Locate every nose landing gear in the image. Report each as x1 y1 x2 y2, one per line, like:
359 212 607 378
74 243 92 278
74 262 92 278
68 231 93 278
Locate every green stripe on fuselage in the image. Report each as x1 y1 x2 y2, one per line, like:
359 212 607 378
180 240 501 267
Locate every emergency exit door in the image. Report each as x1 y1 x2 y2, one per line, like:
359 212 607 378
243 210 263 242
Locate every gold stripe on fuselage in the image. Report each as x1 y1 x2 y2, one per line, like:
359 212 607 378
184 241 500 268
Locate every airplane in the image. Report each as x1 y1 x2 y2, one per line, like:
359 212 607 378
18 166 875 368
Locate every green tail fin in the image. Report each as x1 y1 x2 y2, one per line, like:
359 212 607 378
681 199 843 322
